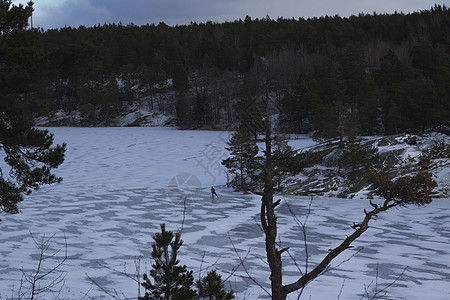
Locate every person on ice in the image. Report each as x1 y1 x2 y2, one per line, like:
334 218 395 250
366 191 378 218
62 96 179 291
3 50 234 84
211 186 219 200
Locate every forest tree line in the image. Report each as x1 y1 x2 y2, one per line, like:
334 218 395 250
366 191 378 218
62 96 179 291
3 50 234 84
1 5 449 137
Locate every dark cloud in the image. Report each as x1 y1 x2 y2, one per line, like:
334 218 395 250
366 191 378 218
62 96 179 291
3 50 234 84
27 0 449 29
32 0 244 28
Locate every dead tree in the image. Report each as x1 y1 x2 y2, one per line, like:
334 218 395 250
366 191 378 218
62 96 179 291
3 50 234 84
259 104 437 299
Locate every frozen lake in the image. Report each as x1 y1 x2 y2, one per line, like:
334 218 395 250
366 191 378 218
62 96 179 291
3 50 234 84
0 127 449 299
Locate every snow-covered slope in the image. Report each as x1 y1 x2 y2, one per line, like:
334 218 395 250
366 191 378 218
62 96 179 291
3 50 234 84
283 132 450 199
33 104 177 127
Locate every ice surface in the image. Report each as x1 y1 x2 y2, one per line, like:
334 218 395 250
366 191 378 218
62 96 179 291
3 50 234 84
0 127 449 299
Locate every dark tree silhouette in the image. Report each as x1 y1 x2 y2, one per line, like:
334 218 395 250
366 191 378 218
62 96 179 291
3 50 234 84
0 0 66 218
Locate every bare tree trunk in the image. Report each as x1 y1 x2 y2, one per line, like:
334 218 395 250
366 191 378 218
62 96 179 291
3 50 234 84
240 155 245 192
260 97 286 299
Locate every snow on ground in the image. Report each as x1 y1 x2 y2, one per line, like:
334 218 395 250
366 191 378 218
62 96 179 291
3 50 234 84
115 110 174 127
0 127 449 299
373 132 450 195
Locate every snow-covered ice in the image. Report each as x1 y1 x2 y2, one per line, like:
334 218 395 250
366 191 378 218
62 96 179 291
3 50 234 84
0 127 449 299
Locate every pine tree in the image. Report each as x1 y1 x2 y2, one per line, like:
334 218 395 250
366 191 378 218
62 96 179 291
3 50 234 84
194 91 208 126
196 270 234 300
0 0 66 218
0 107 66 217
271 137 302 191
375 51 409 134
221 128 260 192
308 64 348 141
342 138 379 180
0 0 33 36
235 92 264 138
175 93 190 128
140 224 196 300
279 73 310 133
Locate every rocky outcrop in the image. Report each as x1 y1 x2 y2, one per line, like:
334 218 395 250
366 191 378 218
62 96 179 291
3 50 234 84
282 133 450 198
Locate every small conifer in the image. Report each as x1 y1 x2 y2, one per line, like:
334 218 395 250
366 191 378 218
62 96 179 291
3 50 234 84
221 128 260 192
140 224 196 300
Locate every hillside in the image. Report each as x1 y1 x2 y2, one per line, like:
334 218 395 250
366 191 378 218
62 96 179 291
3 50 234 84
2 6 449 137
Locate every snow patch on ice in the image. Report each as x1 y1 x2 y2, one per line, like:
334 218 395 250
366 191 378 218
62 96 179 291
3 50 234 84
0 128 449 299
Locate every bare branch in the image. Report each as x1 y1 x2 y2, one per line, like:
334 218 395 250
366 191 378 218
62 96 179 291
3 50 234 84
284 199 399 295
222 249 251 283
198 251 206 283
86 274 123 300
360 265 408 300
278 247 290 256
227 233 271 296
17 232 67 300
283 196 313 277
284 248 304 277
336 279 346 300
179 196 188 235
253 215 264 233
95 260 141 284
79 287 93 300
274 198 281 208
323 248 363 277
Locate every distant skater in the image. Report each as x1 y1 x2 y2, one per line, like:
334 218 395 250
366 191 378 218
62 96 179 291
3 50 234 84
211 186 219 200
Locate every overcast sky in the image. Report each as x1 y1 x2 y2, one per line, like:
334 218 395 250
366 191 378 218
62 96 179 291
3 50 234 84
15 0 450 29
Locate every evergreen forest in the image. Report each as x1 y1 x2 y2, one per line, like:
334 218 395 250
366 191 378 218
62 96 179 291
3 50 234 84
2 5 450 137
